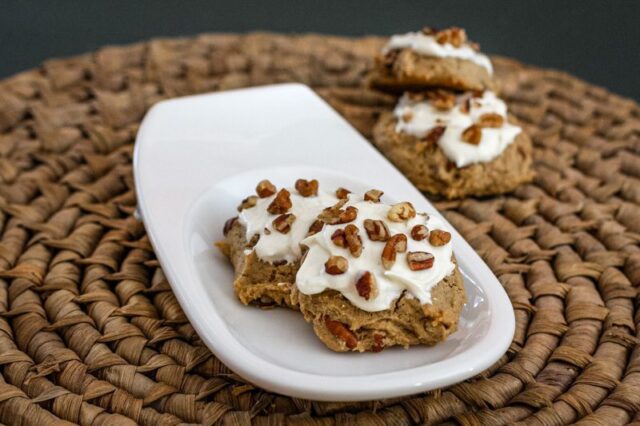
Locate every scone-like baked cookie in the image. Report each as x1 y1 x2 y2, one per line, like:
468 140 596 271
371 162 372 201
217 179 339 309
372 91 534 199
369 27 495 93
293 196 465 352
293 265 465 352
217 219 298 308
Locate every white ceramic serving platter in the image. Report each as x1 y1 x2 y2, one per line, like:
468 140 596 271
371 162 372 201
133 83 514 401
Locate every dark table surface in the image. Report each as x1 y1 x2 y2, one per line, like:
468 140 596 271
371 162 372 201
1 0 639 100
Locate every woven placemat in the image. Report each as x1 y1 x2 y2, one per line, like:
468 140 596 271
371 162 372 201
0 32 638 426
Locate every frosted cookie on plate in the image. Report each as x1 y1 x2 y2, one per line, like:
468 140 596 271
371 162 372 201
217 179 339 308
292 191 466 352
372 89 534 199
369 27 495 93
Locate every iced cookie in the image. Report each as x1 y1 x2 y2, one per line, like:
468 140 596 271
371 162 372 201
292 194 466 352
369 27 495 93
372 90 534 199
217 179 338 308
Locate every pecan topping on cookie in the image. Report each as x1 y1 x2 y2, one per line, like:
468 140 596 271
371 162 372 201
435 27 467 47
407 251 435 271
460 98 471 114
237 195 258 211
355 271 378 300
256 179 276 198
410 224 429 241
335 187 351 200
364 189 383 202
381 234 408 270
325 256 348 275
427 90 456 110
429 229 452 246
272 213 296 234
423 126 446 145
331 229 347 248
461 124 482 145
295 178 318 197
321 204 358 225
363 219 390 242
388 202 416 222
223 217 238 235
344 224 363 257
307 219 324 236
325 317 358 349
477 113 504 128
267 189 292 214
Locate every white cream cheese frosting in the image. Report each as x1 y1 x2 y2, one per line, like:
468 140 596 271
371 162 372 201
238 189 339 264
237 184 456 313
295 196 455 312
393 91 522 168
383 31 493 74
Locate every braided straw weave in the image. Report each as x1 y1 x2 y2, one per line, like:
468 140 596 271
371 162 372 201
0 33 638 425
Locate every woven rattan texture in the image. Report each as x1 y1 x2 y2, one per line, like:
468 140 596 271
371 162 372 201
0 33 638 425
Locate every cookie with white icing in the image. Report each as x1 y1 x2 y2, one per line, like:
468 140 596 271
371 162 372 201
372 90 534 199
369 27 496 93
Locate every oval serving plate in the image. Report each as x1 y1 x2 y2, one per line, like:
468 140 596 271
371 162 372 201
133 83 514 401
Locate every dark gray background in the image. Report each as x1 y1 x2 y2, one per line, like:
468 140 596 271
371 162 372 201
1 1 639 100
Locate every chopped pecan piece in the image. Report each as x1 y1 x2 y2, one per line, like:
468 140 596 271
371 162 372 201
406 251 435 271
363 219 390 241
460 98 471 114
246 234 260 248
344 224 363 257
339 206 358 223
423 126 446 145
324 256 348 275
256 180 276 198
427 90 456 110
272 213 296 234
461 124 482 145
295 178 319 197
335 187 351 199
325 317 358 349
410 224 429 241
429 229 452 246
267 189 292 214
355 271 377 300
237 195 258 211
401 111 413 122
331 229 347 248
364 189 383 202
223 217 238 235
321 205 358 224
307 219 324 236
388 202 416 222
381 234 408 270
435 27 467 47
477 113 504 128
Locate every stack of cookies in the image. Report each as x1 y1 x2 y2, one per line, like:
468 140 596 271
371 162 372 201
369 27 535 199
